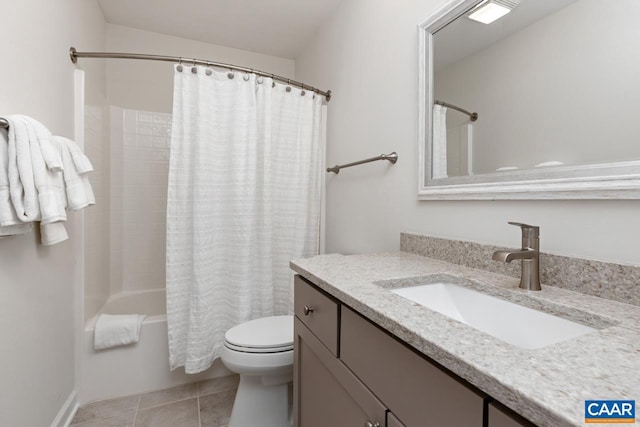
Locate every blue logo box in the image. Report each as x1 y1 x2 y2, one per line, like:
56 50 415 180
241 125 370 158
585 400 635 424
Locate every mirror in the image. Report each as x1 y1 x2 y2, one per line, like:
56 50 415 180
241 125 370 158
418 0 640 199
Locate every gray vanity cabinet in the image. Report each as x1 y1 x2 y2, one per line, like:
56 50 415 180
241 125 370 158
488 402 536 427
293 275 388 426
294 318 388 427
387 412 405 427
293 275 531 427
340 306 486 427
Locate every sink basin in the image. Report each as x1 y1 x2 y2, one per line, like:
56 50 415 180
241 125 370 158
392 283 596 349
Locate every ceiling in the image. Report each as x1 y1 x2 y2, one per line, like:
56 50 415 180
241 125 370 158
97 0 344 59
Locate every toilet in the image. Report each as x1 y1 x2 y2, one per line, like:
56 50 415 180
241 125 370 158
220 315 294 427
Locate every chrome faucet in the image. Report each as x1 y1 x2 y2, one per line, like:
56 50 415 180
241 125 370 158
492 222 541 291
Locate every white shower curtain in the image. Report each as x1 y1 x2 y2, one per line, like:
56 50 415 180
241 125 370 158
166 66 324 373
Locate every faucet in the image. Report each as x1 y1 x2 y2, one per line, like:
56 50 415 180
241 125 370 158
492 222 541 291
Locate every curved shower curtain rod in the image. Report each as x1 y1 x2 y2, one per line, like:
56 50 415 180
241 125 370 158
434 99 477 121
69 47 332 101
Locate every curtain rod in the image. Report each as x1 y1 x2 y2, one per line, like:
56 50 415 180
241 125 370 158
434 99 477 121
69 47 332 101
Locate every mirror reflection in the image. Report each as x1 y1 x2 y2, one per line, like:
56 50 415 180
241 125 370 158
433 0 640 178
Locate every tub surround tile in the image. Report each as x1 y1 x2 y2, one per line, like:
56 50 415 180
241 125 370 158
400 232 640 306
72 396 140 425
135 398 199 427
290 252 640 427
199 389 236 427
138 382 198 409
198 375 240 397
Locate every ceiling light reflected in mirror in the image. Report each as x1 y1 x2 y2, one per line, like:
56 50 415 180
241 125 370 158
467 0 520 24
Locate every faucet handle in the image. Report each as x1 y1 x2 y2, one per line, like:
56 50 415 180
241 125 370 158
507 221 539 238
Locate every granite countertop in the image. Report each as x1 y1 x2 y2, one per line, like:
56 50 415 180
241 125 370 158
290 252 640 427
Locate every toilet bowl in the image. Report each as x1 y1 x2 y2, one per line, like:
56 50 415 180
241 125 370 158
220 315 294 427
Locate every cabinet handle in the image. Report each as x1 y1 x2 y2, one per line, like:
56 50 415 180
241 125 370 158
365 422 380 427
303 305 315 315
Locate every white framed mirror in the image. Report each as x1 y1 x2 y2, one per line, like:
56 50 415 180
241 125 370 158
418 0 640 200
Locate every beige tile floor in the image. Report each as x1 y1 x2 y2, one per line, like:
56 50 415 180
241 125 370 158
71 375 240 427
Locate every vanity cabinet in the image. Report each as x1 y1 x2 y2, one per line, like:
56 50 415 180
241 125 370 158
488 402 535 427
294 318 388 427
341 306 485 426
293 275 532 427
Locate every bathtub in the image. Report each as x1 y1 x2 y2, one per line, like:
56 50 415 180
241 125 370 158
79 289 229 403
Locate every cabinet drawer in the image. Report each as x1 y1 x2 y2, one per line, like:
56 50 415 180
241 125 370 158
340 306 486 427
294 275 339 356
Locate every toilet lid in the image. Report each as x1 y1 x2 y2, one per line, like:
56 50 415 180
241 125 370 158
224 315 293 352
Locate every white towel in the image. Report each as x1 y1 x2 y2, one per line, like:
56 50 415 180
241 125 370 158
0 223 32 237
0 114 95 245
0 127 28 228
17 115 63 172
23 119 66 225
5 116 40 222
64 137 93 174
432 104 448 179
94 314 146 350
55 136 95 210
40 222 68 246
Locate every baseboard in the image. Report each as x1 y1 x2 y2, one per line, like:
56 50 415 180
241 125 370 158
50 390 79 427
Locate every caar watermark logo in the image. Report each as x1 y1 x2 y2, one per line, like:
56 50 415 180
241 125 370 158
585 400 636 424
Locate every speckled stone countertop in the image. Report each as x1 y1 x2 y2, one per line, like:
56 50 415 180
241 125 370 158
290 252 640 427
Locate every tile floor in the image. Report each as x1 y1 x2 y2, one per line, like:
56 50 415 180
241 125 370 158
70 374 240 427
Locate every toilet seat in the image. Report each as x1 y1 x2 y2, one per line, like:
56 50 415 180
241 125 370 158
224 315 293 354
224 341 293 353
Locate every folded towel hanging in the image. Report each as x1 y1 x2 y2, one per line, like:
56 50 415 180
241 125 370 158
6 116 40 222
55 136 95 211
94 314 146 350
0 114 96 244
17 115 63 173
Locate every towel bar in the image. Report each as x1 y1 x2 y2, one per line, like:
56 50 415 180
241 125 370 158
327 152 398 174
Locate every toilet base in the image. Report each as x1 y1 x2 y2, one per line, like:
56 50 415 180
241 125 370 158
228 375 293 427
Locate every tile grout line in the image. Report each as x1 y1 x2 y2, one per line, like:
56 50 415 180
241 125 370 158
197 385 202 427
137 394 199 411
132 394 141 427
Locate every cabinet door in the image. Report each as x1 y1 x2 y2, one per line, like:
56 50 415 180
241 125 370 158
294 318 386 427
488 402 535 427
340 306 487 427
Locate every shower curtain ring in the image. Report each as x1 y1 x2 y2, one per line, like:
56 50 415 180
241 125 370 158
177 57 183 72
191 58 197 74
205 61 212 76
286 79 292 92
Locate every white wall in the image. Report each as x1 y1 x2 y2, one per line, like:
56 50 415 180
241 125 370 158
435 0 640 173
106 24 296 113
0 1 106 426
295 0 640 266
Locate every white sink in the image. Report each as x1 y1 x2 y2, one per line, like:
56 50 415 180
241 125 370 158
392 283 596 349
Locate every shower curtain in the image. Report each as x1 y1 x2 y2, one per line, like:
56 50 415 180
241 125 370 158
166 66 325 373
